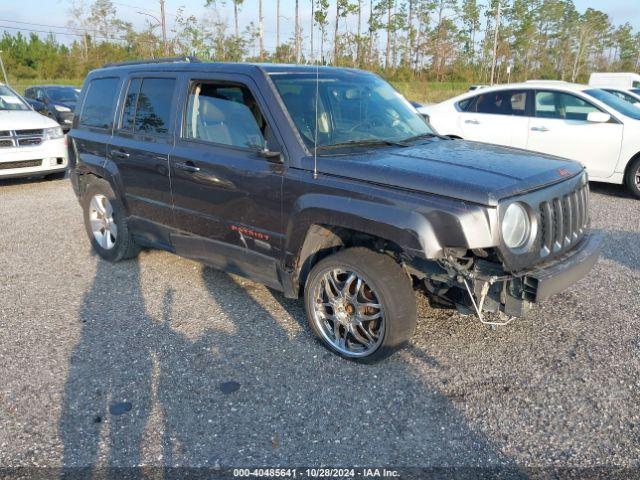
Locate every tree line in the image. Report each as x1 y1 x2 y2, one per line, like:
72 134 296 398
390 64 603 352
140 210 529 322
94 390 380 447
1 0 639 84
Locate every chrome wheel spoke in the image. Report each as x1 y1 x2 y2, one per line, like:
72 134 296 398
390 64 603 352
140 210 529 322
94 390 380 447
323 272 340 301
91 195 105 215
100 231 110 249
349 324 372 348
311 267 384 358
103 198 113 217
357 301 381 310
358 311 382 322
90 218 103 232
342 273 357 296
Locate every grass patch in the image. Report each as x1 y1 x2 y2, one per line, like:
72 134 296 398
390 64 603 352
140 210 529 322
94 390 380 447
391 80 471 104
7 78 468 105
8 79 82 95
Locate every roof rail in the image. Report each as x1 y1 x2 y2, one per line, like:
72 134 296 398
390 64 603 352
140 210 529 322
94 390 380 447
102 56 200 68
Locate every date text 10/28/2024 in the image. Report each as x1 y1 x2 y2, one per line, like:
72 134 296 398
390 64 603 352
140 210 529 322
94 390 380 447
233 468 400 478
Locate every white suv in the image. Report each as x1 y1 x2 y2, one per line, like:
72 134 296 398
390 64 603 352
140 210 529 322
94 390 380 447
419 81 640 198
0 84 68 180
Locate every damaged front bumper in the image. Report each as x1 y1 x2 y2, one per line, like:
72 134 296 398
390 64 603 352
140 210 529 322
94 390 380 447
468 232 603 318
412 231 603 321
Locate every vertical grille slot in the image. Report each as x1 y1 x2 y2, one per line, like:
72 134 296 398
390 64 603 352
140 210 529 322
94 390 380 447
553 197 564 252
540 201 554 257
538 182 589 259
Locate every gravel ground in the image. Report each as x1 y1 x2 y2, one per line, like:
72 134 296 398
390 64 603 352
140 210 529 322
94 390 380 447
0 177 639 474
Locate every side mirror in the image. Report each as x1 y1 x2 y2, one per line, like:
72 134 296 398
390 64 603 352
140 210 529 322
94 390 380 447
586 111 611 123
258 148 283 163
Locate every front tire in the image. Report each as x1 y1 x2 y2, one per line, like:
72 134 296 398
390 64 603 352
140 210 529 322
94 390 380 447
82 179 139 262
625 157 640 199
304 247 417 363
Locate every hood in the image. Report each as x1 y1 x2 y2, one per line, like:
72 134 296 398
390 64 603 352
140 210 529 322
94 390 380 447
0 110 60 130
307 138 584 206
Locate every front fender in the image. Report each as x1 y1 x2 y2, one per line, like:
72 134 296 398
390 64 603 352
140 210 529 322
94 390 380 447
284 193 442 261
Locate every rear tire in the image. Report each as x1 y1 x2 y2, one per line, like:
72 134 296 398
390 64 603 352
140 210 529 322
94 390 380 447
82 179 139 262
304 247 417 363
625 157 640 199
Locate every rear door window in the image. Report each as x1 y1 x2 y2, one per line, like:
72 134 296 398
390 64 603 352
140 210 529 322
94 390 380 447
471 90 528 116
119 77 175 135
79 77 120 129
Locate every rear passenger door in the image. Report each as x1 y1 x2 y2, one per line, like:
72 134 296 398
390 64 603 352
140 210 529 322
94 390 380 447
168 74 285 288
108 75 178 230
458 89 531 148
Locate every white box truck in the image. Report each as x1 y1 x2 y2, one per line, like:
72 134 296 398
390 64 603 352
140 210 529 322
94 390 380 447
589 72 640 89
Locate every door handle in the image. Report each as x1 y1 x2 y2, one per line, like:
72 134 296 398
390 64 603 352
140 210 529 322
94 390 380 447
464 119 480 124
110 149 130 158
192 172 236 189
531 126 549 132
174 161 201 173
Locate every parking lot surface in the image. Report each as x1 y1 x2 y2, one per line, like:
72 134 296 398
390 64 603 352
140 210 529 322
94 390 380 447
0 177 639 471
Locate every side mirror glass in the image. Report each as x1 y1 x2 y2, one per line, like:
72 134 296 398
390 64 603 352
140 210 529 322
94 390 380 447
586 111 610 123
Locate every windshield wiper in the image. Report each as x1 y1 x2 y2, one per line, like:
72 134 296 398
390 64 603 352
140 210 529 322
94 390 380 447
317 138 409 150
399 132 446 143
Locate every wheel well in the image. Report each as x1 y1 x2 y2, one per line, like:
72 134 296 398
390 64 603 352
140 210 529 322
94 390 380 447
295 224 405 288
78 172 105 197
623 151 640 179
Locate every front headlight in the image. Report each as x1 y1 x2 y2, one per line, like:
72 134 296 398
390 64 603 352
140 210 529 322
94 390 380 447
44 126 64 140
502 202 531 249
54 104 71 112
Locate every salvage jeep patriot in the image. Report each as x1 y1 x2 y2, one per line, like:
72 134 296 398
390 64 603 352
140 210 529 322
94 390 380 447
68 58 602 362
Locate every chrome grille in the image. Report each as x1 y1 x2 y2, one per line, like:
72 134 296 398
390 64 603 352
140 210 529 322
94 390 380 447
0 129 45 148
539 182 589 258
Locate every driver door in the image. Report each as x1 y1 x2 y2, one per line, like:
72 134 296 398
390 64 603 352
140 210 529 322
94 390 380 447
169 74 286 288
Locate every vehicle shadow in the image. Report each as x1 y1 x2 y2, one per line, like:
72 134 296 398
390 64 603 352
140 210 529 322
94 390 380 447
596 229 640 272
59 257 523 476
589 182 634 199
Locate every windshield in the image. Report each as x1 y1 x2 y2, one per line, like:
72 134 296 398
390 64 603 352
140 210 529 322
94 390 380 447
0 85 29 111
47 86 79 103
271 71 433 149
584 88 640 121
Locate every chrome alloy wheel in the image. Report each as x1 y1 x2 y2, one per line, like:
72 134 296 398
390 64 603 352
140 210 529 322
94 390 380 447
89 194 117 250
311 268 385 357
635 166 640 187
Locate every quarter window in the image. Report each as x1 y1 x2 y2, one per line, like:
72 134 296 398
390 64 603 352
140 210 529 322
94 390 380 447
535 91 598 121
183 81 266 149
470 90 527 116
79 77 120 129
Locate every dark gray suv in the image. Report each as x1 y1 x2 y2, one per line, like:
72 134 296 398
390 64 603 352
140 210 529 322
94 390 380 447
67 58 602 362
